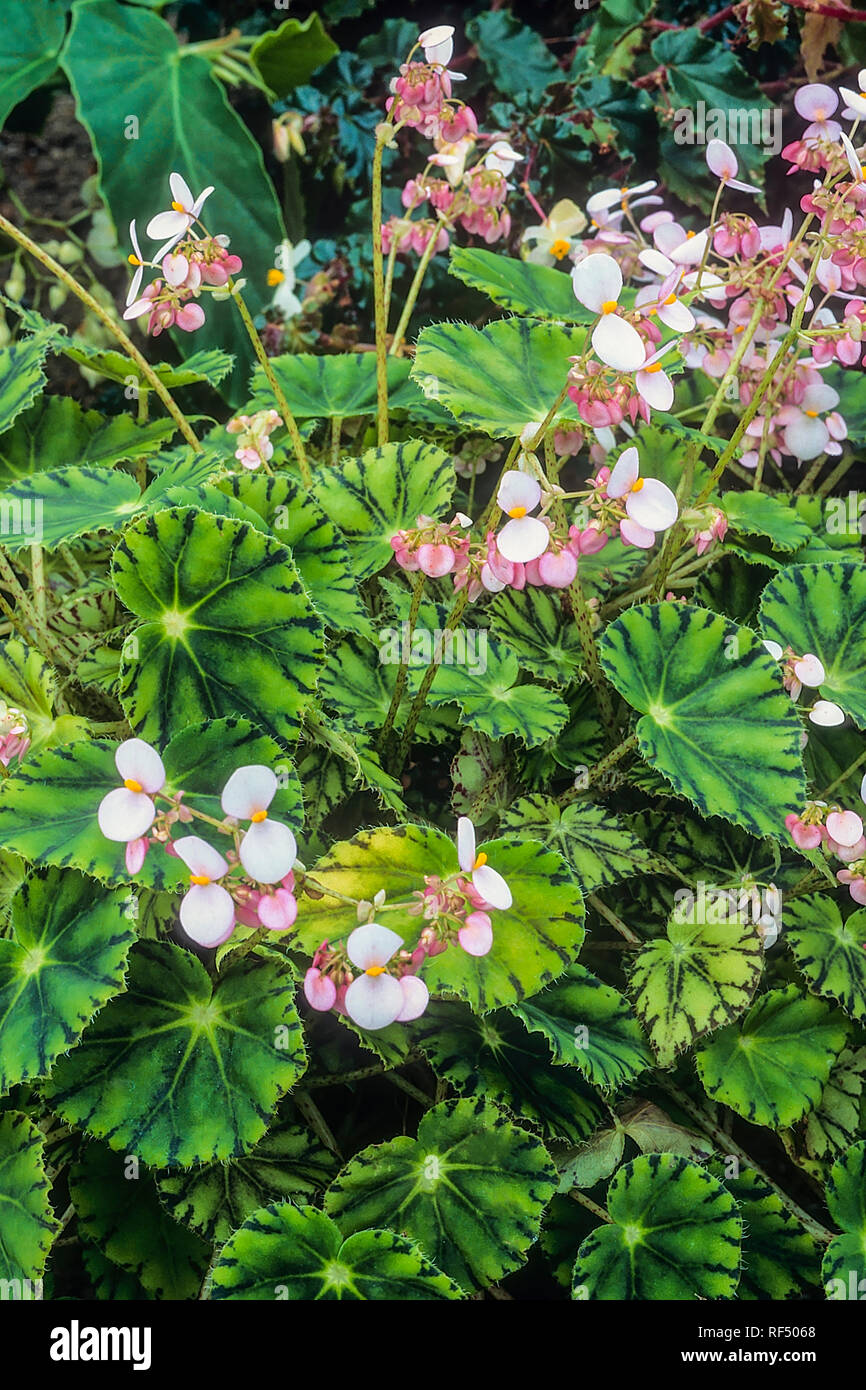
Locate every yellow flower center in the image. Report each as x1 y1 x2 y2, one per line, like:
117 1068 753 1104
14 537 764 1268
549 237 571 260
601 300 618 315
251 810 268 823
631 478 645 493
815 108 826 120
171 200 186 213
123 778 143 793
190 874 211 886
128 254 141 267
365 965 387 977
620 186 629 195
267 268 285 286
686 230 696 239
644 363 662 374
474 852 488 868
664 293 676 305
508 505 527 518
804 409 819 418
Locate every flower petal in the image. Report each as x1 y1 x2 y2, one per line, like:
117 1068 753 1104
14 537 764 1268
496 515 550 564
169 172 195 211
396 974 429 1022
497 470 541 514
472 864 512 910
783 414 830 461
793 653 825 688
809 700 845 727
344 972 405 1030
221 764 278 819
172 835 229 880
180 882 235 948
636 367 674 411
591 314 646 372
145 209 187 241
257 887 298 931
620 517 656 548
456 815 476 873
239 818 297 884
606 447 640 498
457 912 494 956
97 786 156 843
304 966 336 1011
826 810 864 847
626 477 678 532
572 253 623 313
345 921 403 971
115 738 165 793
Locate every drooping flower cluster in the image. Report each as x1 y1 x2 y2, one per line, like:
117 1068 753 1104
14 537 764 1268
226 409 283 470
304 818 511 1030
786 775 866 906
0 701 30 767
123 173 243 337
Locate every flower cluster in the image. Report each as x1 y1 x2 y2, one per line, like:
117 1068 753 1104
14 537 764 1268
303 818 511 1030
0 701 29 767
763 643 846 727
226 409 283 470
786 774 866 905
123 173 242 337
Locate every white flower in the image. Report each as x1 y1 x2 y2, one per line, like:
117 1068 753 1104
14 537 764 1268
705 139 760 194
268 238 311 318
809 700 845 727
606 445 678 548
522 199 587 266
778 384 846 461
146 173 214 258
840 70 866 120
826 810 864 847
572 254 646 372
419 24 454 65
173 836 236 948
484 140 523 177
495 471 549 563
586 180 657 215
125 221 147 308
343 923 428 1030
220 764 297 885
839 131 865 184
97 739 166 843
456 816 512 909
634 346 675 413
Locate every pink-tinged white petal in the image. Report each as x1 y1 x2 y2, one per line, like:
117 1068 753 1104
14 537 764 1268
809 700 845 727
344 972 405 1030
636 366 674 411
346 921 402 971
419 24 454 65
145 209 187 241
123 296 154 321
496 515 550 563
639 247 676 277
304 966 336 1011
802 383 839 414
840 88 866 121
257 887 298 931
669 231 709 266
763 639 784 660
172 835 229 881
793 654 825 688
706 138 739 181
169 172 195 211
125 837 149 875
795 84 838 121
163 252 189 287
497 470 541 514
180 882 235 947
175 303 205 332
620 517 656 548
472 863 512 910
98 786 156 843
221 763 278 819
657 297 695 332
115 738 166 793
458 911 494 956
626 478 678 532
572 253 623 313
591 313 646 372
783 414 830 461
239 818 297 884
606 446 640 498
456 815 476 873
827 810 864 847
396 974 429 1022
839 131 865 181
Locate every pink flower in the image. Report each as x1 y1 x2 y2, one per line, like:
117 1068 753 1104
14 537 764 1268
705 139 760 194
220 764 297 884
343 923 428 1030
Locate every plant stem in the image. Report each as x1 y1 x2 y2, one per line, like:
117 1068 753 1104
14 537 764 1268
30 545 46 624
587 890 642 944
388 225 440 357
818 745 866 801
568 1190 612 1223
372 127 390 444
0 211 199 450
231 288 311 486
559 734 639 808
330 416 342 466
379 572 426 753
393 587 469 773
294 1091 341 1157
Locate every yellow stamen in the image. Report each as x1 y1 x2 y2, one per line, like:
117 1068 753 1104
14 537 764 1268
645 363 662 374
549 237 571 260
508 505 527 519
664 293 676 305
123 778 143 793
171 200 186 213
267 268 285 286
601 299 618 314
365 965 387 977
190 874 211 886
631 478 645 492
251 810 268 823
620 199 628 211
804 409 819 418
686 230 696 239
128 254 141 267
474 852 488 869
620 186 629 195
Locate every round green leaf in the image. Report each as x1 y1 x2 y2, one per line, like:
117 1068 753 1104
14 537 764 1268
629 900 764 1068
448 245 590 323
785 894 866 1022
804 1047 866 1162
572 1154 742 1300
417 1000 607 1143
0 466 141 553
251 351 413 420
157 1120 337 1245
114 507 324 746
708 1164 819 1301
0 1111 59 1285
0 867 136 1095
760 562 866 727
296 825 585 1012
210 1202 462 1300
70 1142 209 1299
599 602 806 839
722 491 813 554
325 1097 557 1291
822 1141 866 1297
512 964 653 1091
501 794 658 893
421 636 569 747
696 984 849 1127
489 586 583 683
44 940 307 1167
